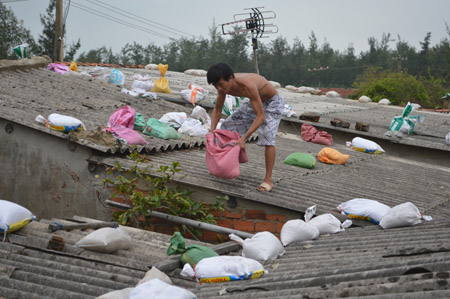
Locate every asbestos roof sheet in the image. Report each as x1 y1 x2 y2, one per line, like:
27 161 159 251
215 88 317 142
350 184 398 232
95 132 450 220
0 66 205 154
0 216 210 298
179 219 450 298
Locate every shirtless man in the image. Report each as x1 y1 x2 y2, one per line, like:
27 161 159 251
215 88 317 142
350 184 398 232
206 63 285 192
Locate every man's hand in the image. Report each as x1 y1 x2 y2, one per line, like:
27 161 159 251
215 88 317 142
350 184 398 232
236 137 246 149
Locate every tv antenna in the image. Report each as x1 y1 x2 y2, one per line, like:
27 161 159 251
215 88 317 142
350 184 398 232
220 7 278 74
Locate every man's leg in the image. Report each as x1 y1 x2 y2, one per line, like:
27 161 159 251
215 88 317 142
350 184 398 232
258 145 276 191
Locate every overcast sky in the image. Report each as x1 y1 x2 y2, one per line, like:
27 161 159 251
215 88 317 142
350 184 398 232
5 0 450 58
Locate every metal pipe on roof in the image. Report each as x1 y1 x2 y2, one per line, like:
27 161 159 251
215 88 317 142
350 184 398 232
105 200 254 239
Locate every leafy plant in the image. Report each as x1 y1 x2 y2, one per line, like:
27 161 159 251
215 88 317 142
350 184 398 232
351 67 448 108
102 152 227 237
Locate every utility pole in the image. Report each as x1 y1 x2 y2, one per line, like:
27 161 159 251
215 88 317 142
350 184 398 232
53 0 64 62
393 55 407 73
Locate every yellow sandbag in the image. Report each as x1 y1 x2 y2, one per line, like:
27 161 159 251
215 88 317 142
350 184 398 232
318 147 350 165
70 61 78 72
151 63 172 93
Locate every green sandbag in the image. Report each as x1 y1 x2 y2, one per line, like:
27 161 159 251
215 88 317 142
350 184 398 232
283 153 316 169
134 112 146 131
180 244 219 268
143 118 180 139
167 232 218 268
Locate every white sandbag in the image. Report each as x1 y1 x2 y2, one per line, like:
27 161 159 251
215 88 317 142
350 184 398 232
131 80 154 92
338 198 391 224
88 66 111 79
137 267 172 286
159 112 187 129
326 91 340 98
145 64 159 70
75 227 132 253
129 278 196 299
379 202 432 229
297 86 320 94
378 98 391 105
190 106 211 126
36 113 86 132
411 103 421 110
180 88 207 105
177 118 208 137
284 85 298 91
229 231 285 261
195 256 265 283
269 80 281 89
349 137 385 154
358 95 372 103
96 287 133 299
0 200 35 241
180 263 195 278
308 214 352 234
446 132 450 145
282 104 297 117
280 219 320 246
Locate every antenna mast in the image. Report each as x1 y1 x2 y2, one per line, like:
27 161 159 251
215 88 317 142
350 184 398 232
220 7 278 74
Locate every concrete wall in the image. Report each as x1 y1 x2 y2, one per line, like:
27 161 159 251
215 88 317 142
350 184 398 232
0 118 111 221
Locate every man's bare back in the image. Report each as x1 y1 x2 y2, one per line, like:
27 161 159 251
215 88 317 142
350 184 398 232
225 73 278 102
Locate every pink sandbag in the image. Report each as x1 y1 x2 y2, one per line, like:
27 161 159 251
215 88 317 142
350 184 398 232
301 124 333 146
46 63 70 74
104 106 147 145
206 129 248 179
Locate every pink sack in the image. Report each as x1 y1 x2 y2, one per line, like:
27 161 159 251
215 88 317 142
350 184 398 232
301 124 333 146
104 106 147 145
206 129 248 179
46 63 70 74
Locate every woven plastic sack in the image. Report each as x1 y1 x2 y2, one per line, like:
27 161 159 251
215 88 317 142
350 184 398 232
36 113 86 132
134 113 146 131
69 61 78 72
129 279 196 299
108 69 125 86
0 200 35 241
206 129 248 179
229 231 285 261
166 232 218 268
283 153 316 169
159 112 187 129
338 198 391 224
151 64 172 93
137 267 172 286
143 118 181 139
308 214 352 234
379 202 432 229
318 147 350 165
280 205 319 246
349 137 385 154
195 256 265 284
75 227 132 253
97 287 133 298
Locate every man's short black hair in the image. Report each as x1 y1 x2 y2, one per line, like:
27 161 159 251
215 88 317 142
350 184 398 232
207 63 235 85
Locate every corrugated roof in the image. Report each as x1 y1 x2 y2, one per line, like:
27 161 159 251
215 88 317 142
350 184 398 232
0 216 211 298
92 133 450 220
169 219 450 298
0 67 206 154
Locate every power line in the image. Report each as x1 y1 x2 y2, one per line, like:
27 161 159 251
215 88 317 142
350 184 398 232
68 0 176 41
87 0 193 38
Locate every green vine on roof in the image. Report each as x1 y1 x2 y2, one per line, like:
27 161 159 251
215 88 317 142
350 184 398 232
101 151 227 238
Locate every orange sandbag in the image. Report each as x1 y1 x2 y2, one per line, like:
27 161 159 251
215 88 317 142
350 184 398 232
318 147 350 165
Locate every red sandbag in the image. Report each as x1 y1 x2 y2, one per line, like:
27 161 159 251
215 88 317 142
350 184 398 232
301 124 333 146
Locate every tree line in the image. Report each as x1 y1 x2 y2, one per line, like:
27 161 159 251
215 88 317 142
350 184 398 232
1 1 450 90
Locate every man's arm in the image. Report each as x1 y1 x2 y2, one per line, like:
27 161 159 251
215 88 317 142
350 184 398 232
210 92 226 132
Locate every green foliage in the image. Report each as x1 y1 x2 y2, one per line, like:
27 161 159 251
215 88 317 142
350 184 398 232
0 3 38 59
352 67 448 107
102 153 227 235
